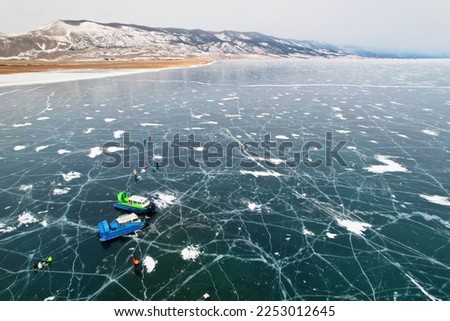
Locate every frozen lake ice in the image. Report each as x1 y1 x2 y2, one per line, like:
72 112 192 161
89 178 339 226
0 59 449 300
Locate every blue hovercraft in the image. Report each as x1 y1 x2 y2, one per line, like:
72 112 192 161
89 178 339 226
98 213 147 242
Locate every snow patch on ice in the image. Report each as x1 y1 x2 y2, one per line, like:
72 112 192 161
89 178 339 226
53 187 71 195
140 123 162 127
18 212 39 226
57 149 71 155
181 245 200 261
247 202 262 212
37 116 50 120
302 228 315 237
419 194 450 207
13 145 26 151
19 184 33 192
13 122 32 127
275 135 289 140
364 155 409 174
105 146 124 153
240 170 282 178
190 113 209 119
61 171 82 182
142 256 157 273
0 223 16 233
152 192 177 209
337 219 372 236
422 129 439 137
113 130 125 139
104 118 116 123
326 232 337 239
83 128 94 134
183 127 205 130
35 145 49 152
88 147 102 158
334 113 347 120
265 158 285 165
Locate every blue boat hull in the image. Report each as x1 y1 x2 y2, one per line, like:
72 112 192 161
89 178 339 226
98 221 147 242
113 202 156 215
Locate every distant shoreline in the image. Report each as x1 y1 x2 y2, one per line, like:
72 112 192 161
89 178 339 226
0 58 212 75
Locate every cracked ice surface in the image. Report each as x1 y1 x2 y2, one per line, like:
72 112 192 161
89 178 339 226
0 59 449 301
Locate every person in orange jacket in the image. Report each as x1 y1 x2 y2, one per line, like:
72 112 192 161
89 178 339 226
132 256 140 268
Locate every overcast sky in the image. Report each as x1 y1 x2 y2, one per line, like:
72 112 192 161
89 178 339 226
1 0 449 54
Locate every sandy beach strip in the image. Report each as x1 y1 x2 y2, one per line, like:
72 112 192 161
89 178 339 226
0 58 212 75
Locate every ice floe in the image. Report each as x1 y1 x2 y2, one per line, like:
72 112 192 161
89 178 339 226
13 145 26 151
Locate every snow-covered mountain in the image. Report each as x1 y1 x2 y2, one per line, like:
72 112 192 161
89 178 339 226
0 20 376 60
